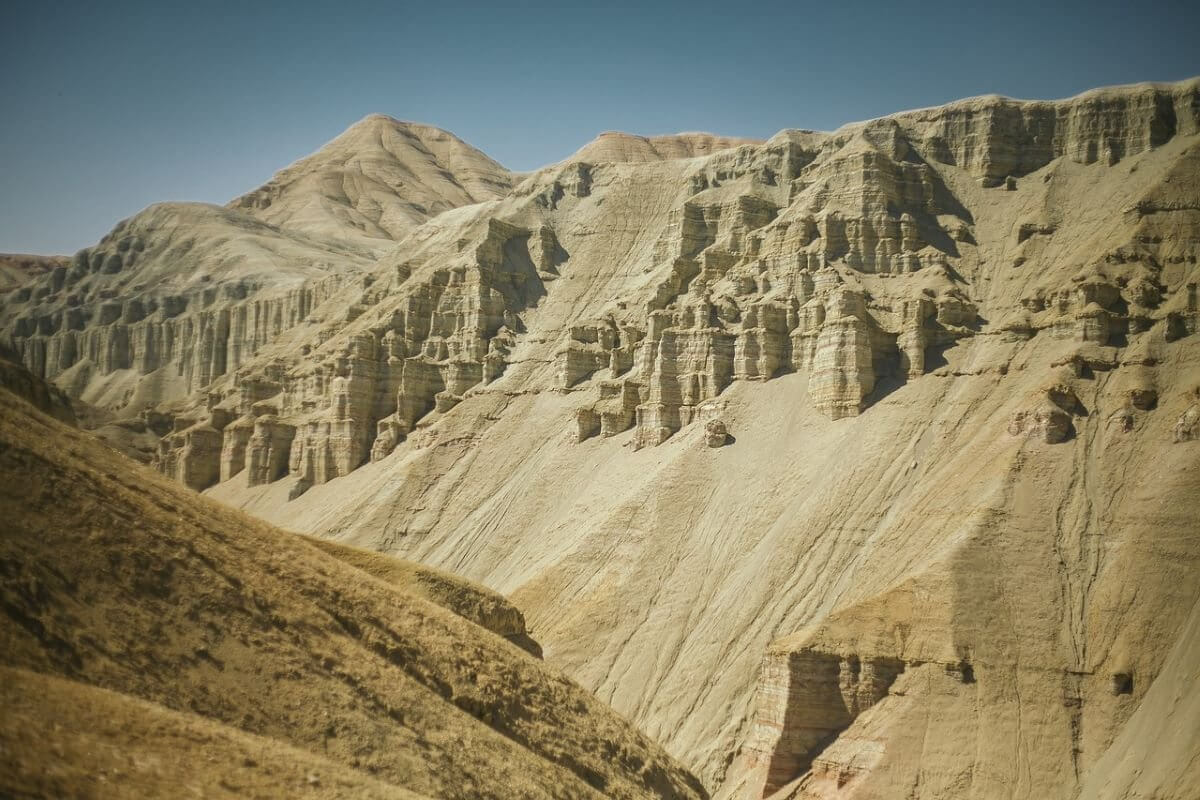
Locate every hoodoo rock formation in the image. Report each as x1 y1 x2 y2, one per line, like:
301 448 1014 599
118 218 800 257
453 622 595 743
3 79 1200 799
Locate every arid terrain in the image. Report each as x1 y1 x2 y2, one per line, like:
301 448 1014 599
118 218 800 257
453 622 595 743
0 360 705 799
3 78 1199 799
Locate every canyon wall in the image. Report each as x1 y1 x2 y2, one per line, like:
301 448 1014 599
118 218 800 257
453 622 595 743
3 79 1199 799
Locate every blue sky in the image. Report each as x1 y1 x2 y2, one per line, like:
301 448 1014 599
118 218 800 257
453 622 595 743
2 0 1197 254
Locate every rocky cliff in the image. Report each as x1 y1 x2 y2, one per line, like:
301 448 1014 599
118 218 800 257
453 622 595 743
3 78 1199 799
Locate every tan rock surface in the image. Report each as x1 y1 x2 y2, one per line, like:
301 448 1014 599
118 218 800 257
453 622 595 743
230 115 514 249
3 77 1200 799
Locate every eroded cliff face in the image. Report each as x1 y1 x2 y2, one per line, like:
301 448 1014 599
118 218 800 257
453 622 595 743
0 202 377 415
3 79 1199 799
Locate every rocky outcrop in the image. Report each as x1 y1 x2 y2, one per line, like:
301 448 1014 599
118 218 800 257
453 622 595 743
739 647 906 797
574 379 642 442
157 418 225 492
149 217 545 489
1176 389 1200 442
5 79 1200 800
704 419 729 447
0 203 374 413
807 290 877 419
1008 382 1088 443
218 415 255 482
885 80 1200 184
246 415 296 485
1008 402 1074 443
565 260 975 444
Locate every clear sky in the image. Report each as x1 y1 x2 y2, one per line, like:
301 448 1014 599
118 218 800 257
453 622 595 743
3 0 1198 254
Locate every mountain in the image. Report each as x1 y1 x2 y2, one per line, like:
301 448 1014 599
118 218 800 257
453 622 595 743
229 115 514 248
0 365 705 799
2 78 1199 799
0 118 514 416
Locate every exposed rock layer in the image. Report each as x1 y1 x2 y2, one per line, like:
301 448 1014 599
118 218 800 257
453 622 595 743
3 78 1200 800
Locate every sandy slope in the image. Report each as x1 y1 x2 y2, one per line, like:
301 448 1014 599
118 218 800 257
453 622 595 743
3 77 1200 799
203 80 1200 796
0 382 705 799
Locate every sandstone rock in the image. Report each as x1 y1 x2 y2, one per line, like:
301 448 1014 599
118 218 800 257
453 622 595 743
1109 406 1136 433
5 77 1200 800
1008 402 1074 443
739 646 905 796
370 415 406 461
558 341 609 388
246 416 295 486
573 408 600 443
218 416 255 482
1175 405 1200 443
1128 387 1158 411
704 419 728 447
157 422 223 491
812 326 875 417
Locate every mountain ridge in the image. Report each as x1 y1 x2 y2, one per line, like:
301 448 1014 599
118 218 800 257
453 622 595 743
2 76 1199 799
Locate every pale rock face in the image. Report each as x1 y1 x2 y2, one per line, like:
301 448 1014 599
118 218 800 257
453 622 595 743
247 416 295 486
808 312 875 420
738 647 906 796
218 416 255 482
1008 402 1074 443
4 78 1200 800
568 131 764 164
704 419 729 447
1175 404 1200 442
157 422 224 492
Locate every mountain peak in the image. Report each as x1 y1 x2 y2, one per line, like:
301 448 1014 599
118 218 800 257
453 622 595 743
228 115 512 247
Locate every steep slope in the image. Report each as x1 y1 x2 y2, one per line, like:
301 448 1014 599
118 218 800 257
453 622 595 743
3 78 1199 799
1075 590 1200 799
1 667 424 800
303 534 543 656
0 343 75 423
230 115 514 248
191 78 1199 797
0 386 706 800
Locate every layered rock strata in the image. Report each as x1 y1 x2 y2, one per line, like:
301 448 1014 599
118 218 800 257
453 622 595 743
2 78 1199 800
